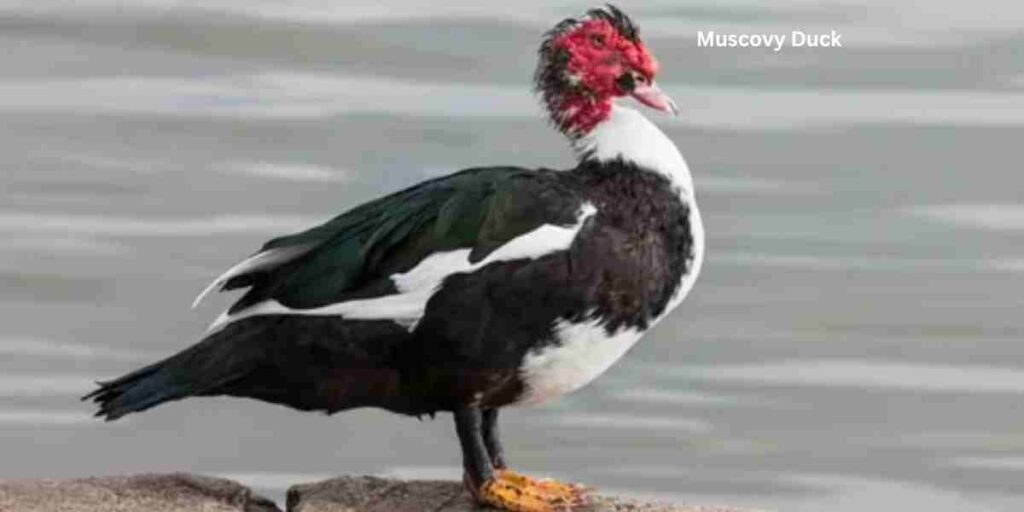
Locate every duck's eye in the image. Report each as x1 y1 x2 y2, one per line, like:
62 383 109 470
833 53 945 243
633 71 649 85
590 34 605 47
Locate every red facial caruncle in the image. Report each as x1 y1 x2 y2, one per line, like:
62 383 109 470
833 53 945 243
538 14 676 137
554 19 658 101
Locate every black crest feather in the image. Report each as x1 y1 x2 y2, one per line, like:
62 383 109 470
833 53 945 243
585 4 640 42
537 4 641 61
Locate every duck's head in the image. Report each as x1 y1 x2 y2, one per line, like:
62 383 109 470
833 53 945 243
535 5 676 137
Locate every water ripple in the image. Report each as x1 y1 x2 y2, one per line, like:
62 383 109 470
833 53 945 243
0 212 320 237
0 375 95 397
1 74 1023 129
216 161 351 183
908 204 1024 231
0 338 148 360
0 409 98 426
678 360 1024 394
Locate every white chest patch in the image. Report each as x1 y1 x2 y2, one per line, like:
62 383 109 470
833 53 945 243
517 203 703 406
517 318 643 405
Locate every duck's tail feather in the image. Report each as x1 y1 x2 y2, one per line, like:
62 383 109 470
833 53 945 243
83 320 269 421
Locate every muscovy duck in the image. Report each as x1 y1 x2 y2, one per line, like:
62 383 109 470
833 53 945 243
86 6 704 511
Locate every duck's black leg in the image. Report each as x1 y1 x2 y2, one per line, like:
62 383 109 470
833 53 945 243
482 408 507 469
459 406 588 511
454 406 494 492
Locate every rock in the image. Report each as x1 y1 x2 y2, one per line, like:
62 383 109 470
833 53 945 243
0 473 281 512
287 475 751 512
0 473 754 512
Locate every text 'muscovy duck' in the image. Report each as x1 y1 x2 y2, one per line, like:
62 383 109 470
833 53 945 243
86 6 704 511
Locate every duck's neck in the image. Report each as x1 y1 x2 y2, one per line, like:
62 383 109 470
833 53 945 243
547 90 613 139
571 103 695 201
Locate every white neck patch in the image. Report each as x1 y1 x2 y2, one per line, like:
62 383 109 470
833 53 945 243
573 104 694 199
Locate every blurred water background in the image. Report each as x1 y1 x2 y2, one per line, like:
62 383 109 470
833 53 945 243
1 1 1023 510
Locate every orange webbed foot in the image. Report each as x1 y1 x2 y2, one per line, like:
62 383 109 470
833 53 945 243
475 469 589 511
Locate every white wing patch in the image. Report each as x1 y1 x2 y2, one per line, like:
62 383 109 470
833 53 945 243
192 244 315 308
207 203 598 333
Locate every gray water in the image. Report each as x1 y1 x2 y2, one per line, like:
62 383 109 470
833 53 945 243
2 1 1023 510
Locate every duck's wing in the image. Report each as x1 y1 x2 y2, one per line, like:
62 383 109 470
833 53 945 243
197 166 593 331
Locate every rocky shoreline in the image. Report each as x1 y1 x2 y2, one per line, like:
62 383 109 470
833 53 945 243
0 473 754 512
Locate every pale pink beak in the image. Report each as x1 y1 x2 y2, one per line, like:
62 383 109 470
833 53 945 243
631 81 678 115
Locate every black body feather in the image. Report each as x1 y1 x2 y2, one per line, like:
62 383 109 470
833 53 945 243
86 159 693 419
